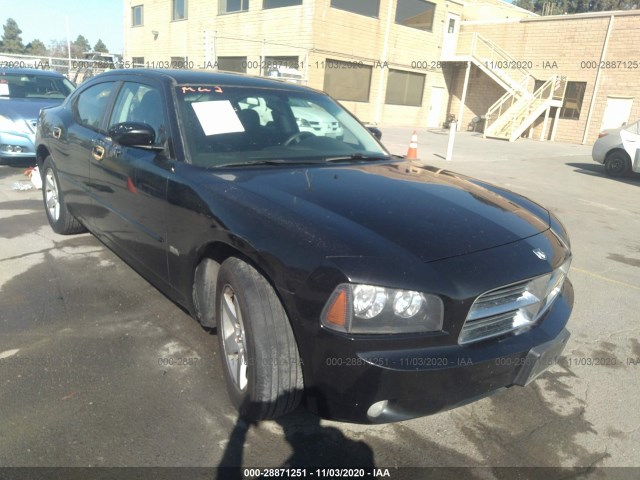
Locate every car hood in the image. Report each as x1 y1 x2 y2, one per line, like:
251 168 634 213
0 98 63 122
217 162 550 263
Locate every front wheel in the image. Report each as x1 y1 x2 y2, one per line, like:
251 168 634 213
42 156 86 235
216 257 303 420
604 151 631 177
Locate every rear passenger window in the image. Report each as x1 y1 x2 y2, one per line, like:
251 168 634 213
74 82 115 131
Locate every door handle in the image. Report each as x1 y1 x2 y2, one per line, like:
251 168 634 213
52 127 61 139
92 145 105 161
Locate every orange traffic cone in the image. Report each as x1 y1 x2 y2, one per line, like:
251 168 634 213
406 131 418 160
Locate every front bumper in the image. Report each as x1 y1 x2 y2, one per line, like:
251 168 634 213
302 279 573 424
0 130 36 161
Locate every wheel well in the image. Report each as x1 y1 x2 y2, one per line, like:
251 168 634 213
605 148 630 162
192 242 293 331
192 241 277 326
36 145 50 169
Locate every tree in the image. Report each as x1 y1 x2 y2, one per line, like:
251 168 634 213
71 35 91 57
93 39 108 53
1 18 25 53
48 39 69 58
25 39 48 56
514 0 638 14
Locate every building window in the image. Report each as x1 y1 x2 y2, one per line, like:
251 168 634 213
395 0 436 32
171 56 190 68
220 0 249 14
330 0 380 17
385 69 425 106
132 57 145 67
172 0 187 20
323 59 372 102
217 56 247 73
263 56 300 76
132 5 143 26
263 0 302 9
560 81 586 120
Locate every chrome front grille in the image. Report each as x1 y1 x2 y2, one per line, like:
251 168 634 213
459 258 571 345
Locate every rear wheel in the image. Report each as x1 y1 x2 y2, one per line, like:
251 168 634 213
604 151 631 177
42 156 86 235
216 257 303 420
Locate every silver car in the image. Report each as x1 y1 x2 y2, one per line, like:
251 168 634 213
592 120 640 177
0 68 75 164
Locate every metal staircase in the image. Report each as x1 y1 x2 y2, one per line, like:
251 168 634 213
484 75 567 141
442 33 567 142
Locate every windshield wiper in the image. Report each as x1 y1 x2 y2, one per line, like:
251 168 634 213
324 153 391 163
218 158 324 168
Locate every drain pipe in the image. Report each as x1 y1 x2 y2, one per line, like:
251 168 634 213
582 15 614 145
374 0 394 124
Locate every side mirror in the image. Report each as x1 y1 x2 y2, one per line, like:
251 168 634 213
367 126 382 140
108 122 156 147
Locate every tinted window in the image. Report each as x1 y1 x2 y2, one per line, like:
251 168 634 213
172 0 187 20
331 0 379 17
109 82 168 145
263 0 301 9
560 81 586 120
263 56 299 76
220 0 249 13
175 85 387 167
132 5 143 26
323 59 372 102
74 82 115 130
0 74 74 100
395 0 436 32
385 70 425 106
217 56 247 73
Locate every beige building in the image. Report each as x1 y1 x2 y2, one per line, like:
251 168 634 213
452 11 640 144
123 0 639 144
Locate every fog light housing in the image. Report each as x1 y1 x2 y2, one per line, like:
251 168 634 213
367 400 388 419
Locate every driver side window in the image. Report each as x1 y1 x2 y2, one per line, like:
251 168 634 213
109 82 168 145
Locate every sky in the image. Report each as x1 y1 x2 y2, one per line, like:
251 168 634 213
1 0 124 53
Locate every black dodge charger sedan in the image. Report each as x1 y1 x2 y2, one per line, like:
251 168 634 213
35 69 573 423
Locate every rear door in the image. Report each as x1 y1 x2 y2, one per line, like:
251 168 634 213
90 79 173 283
57 80 117 224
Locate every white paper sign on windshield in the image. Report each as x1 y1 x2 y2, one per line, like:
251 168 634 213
0 83 9 96
191 100 245 136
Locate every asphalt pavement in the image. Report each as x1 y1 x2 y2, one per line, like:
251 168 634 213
0 131 639 476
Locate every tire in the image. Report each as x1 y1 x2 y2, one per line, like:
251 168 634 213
216 257 303 420
604 151 631 178
42 156 86 235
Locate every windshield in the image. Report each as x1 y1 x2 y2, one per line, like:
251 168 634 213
175 85 389 167
0 73 75 100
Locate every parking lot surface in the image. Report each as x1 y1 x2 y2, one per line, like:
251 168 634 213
1 130 639 475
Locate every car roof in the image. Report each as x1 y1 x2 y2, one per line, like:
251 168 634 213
91 68 322 94
0 68 67 78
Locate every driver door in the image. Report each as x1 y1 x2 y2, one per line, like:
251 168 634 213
90 80 172 284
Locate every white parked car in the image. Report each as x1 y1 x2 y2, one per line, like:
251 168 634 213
289 98 344 139
592 120 640 177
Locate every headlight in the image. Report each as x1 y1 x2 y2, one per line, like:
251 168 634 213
296 117 310 128
321 283 444 334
